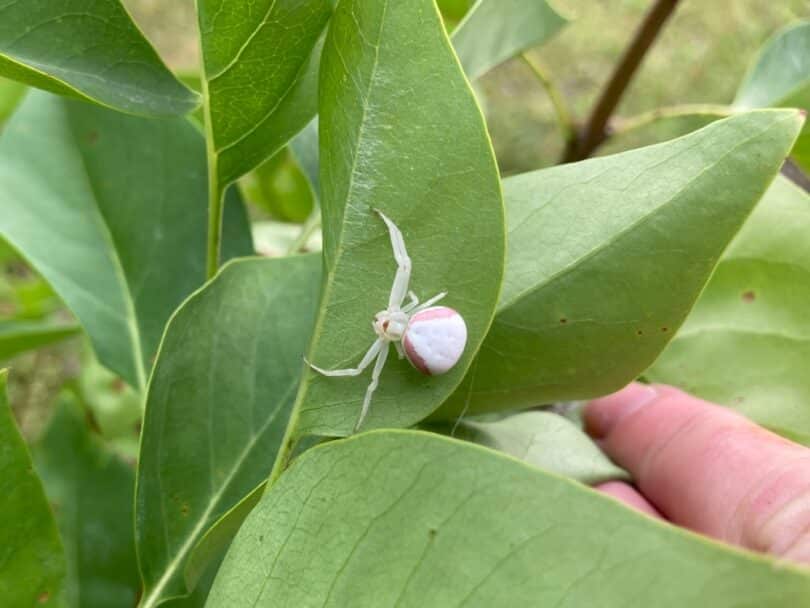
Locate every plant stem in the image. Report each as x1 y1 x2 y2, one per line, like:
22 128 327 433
286 210 322 255
562 0 682 162
205 165 225 280
199 19 223 280
782 158 810 193
610 104 735 137
520 53 575 145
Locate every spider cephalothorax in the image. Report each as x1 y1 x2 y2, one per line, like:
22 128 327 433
306 209 467 432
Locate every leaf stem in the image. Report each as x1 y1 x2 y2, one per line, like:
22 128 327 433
205 163 225 280
286 210 322 255
520 53 575 145
562 0 682 162
199 21 223 280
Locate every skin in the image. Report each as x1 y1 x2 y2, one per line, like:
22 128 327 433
585 382 810 566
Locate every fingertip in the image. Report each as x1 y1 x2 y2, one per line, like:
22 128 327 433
584 382 659 439
595 480 664 519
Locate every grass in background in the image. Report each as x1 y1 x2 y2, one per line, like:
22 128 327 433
482 0 807 172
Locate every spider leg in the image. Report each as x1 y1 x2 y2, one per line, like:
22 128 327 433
375 209 412 309
393 341 405 359
401 290 419 313
305 338 384 377
354 342 390 432
412 291 447 312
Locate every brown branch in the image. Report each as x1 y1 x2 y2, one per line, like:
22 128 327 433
562 0 682 163
782 158 810 193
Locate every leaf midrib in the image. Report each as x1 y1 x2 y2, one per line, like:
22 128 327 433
213 43 316 156
69 115 147 390
205 0 280 82
289 0 390 431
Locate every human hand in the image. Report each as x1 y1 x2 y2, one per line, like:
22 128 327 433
584 383 810 566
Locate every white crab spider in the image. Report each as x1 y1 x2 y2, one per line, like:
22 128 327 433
306 209 467 432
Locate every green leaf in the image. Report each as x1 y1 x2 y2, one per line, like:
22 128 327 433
0 370 65 606
647 176 810 444
443 410 628 484
436 0 473 27
289 118 321 202
77 353 142 440
0 92 253 390
433 110 804 419
197 0 333 185
793 131 810 173
0 76 25 124
239 148 315 222
270 0 567 220
299 0 504 436
0 251 63 320
0 320 79 361
0 0 199 117
207 430 810 606
135 255 321 608
734 21 810 173
734 21 810 111
451 0 568 81
252 221 322 257
33 394 139 608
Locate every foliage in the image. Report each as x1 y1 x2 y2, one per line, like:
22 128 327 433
34 394 140 607
435 409 629 484
647 176 810 444
0 93 253 389
0 0 198 116
0 1 808 606
136 256 321 606
0 370 65 605
209 431 810 607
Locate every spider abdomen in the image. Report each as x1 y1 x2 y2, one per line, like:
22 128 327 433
403 306 467 375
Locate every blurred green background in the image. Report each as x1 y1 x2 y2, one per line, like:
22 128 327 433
119 0 807 172
1 0 807 439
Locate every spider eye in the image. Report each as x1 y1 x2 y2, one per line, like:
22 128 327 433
382 320 390 330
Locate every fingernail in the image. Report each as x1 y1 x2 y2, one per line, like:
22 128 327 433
585 383 658 439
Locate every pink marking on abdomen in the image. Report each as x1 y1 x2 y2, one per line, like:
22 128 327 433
410 307 457 322
403 333 431 375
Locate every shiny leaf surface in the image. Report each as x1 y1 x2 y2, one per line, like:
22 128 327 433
197 0 332 185
0 92 253 389
0 0 198 116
